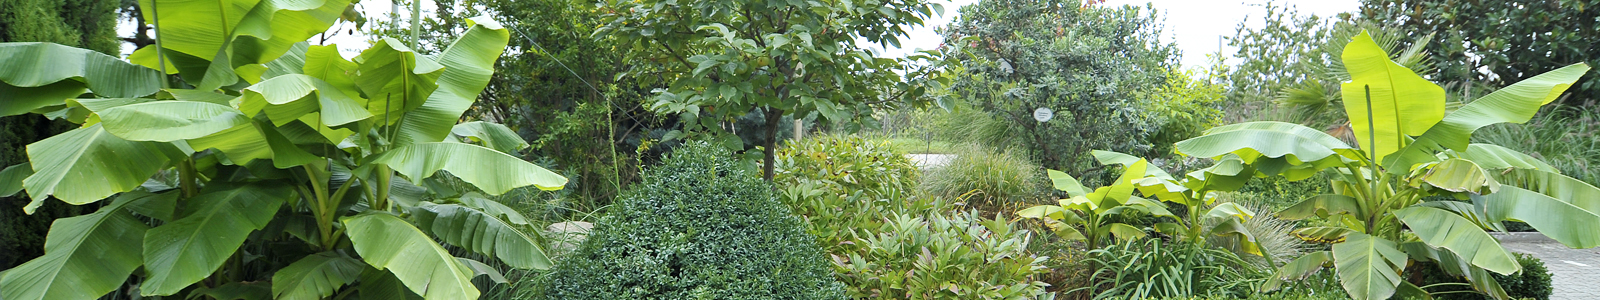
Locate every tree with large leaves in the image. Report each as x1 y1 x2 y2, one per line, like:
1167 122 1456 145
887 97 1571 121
1174 31 1597 300
0 1 565 299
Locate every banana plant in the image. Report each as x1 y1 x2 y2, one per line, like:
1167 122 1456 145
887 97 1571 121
1017 157 1176 250
0 1 565 300
1174 31 1596 300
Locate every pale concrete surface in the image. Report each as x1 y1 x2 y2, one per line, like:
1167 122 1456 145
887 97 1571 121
1492 232 1600 300
905 154 954 169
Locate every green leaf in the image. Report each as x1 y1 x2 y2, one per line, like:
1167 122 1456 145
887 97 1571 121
1263 251 1332 291
23 124 177 206
1481 169 1600 248
262 42 309 80
1046 169 1087 196
1454 143 1558 172
187 281 271 300
1394 206 1519 275
98 101 251 142
1175 121 1358 170
0 163 30 197
231 0 351 71
1104 223 1147 241
1332 232 1408 300
187 120 320 168
392 16 509 146
450 121 529 154
0 192 150 300
1420 158 1499 194
141 183 292 295
0 43 163 114
357 267 423 300
301 44 360 99
1092 150 1174 180
1017 205 1065 220
1340 31 1447 163
342 212 480 300
1293 227 1355 244
240 74 372 127
1384 63 1590 173
456 194 531 225
1279 194 1362 220
355 38 443 124
271 251 364 300
371 142 567 195
412 202 552 270
456 258 508 284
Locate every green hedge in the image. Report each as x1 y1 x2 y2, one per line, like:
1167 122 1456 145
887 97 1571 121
539 142 844 300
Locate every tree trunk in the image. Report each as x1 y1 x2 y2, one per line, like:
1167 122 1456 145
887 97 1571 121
761 107 782 181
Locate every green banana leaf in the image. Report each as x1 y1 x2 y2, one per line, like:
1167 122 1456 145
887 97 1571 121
0 43 163 115
0 192 153 300
456 194 533 225
1174 121 1358 170
1279 194 1362 220
1383 63 1590 173
189 282 271 300
1262 250 1332 291
271 251 365 300
187 120 320 168
231 0 349 70
1482 169 1600 248
239 74 372 127
98 101 251 142
343 212 480 300
1332 232 1408 300
0 163 30 197
1393 206 1519 275
1091 150 1174 180
355 38 443 125
1339 31 1446 163
301 44 361 99
1046 169 1087 197
392 17 509 145
411 202 553 270
23 124 178 207
358 267 424 300
1454 143 1558 172
262 42 309 80
141 183 293 295
371 142 567 195
451 121 530 154
1419 159 1499 194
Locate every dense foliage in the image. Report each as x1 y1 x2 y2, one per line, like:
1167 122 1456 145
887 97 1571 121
1416 252 1553 300
540 142 844 300
940 0 1218 183
1082 239 1266 299
833 211 1050 299
1359 0 1600 105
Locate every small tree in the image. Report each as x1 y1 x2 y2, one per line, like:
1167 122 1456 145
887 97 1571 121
596 0 951 180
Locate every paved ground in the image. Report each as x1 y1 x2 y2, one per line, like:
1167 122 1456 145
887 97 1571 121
905 154 954 169
1492 232 1600 300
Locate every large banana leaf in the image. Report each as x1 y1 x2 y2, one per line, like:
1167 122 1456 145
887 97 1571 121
140 183 292 295
1263 250 1332 291
230 0 349 70
0 43 163 116
412 202 552 270
342 212 480 300
98 101 251 142
1383 63 1589 173
0 192 153 300
1279 194 1362 220
355 38 443 124
392 17 509 145
371 142 567 195
1455 143 1558 172
187 120 319 168
1339 31 1446 162
301 44 360 99
357 267 424 300
1420 159 1499 194
1393 206 1519 275
262 42 309 80
23 124 177 207
1046 169 1087 196
0 163 30 197
133 0 347 82
450 121 529 154
1174 121 1358 170
239 74 372 127
272 251 365 300
1482 169 1600 248
1332 232 1407 300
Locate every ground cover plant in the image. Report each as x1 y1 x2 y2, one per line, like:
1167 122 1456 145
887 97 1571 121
0 1 566 299
1175 31 1597 300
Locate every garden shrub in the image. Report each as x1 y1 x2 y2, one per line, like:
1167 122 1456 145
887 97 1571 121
775 135 933 254
775 135 920 194
831 211 1050 300
1413 252 1552 300
539 142 845 300
920 144 1050 212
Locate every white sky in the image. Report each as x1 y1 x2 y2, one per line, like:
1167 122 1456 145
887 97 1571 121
124 0 1360 70
862 0 1360 70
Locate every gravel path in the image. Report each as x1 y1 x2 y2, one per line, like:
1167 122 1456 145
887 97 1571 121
1493 232 1600 300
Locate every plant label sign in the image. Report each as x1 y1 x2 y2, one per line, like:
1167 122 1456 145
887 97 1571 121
1033 107 1054 122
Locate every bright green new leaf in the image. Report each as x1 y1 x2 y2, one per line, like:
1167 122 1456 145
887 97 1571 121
1420 159 1499 194
393 17 509 145
0 192 150 300
231 0 350 69
0 43 163 115
1332 232 1408 300
187 120 319 168
355 38 444 124
1384 63 1589 173
272 251 365 300
1340 31 1447 163
1454 144 1557 172
98 101 251 142
240 74 372 127
1394 206 1519 275
141 183 292 295
302 44 360 99
23 124 176 207
451 121 529 154
1046 169 1087 196
1174 121 1357 169
1264 251 1332 291
371 142 567 195
412 203 552 270
1279 194 1362 220
343 212 480 300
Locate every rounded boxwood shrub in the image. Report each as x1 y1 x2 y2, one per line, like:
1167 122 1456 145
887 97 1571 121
540 142 845 300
